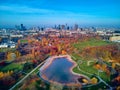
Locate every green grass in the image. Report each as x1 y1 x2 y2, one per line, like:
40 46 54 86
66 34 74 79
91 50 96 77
33 68 40 74
0 63 23 71
78 61 97 74
71 53 82 61
72 54 110 82
73 66 92 78
72 38 111 82
0 48 16 52
78 61 109 82
73 38 111 51
99 72 110 82
20 39 28 43
82 82 109 90
104 61 112 66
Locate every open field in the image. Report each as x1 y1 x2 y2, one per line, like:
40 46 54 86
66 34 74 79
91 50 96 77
0 63 23 72
73 38 112 51
72 53 110 82
0 48 16 52
72 38 112 81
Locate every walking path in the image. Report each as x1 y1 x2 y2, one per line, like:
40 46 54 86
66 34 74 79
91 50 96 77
9 60 46 90
70 55 112 90
9 55 113 90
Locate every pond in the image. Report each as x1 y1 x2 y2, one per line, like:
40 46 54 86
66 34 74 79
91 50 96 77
39 55 89 86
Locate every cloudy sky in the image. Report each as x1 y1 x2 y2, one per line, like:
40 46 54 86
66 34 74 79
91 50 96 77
0 0 120 27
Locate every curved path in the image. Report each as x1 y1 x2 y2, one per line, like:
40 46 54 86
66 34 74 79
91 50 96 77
70 55 112 90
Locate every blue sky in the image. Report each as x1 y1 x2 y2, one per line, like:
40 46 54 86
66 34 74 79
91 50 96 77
0 0 120 27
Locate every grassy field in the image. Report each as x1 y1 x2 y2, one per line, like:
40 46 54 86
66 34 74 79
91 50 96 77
20 39 28 43
72 38 111 82
0 48 16 52
73 66 92 78
0 63 23 71
73 38 111 51
73 58 110 82
82 82 109 90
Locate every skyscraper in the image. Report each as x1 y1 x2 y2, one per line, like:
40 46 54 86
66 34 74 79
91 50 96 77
74 24 78 30
61 25 65 30
20 24 26 30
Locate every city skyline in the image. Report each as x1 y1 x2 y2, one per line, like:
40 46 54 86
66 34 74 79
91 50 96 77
0 0 120 28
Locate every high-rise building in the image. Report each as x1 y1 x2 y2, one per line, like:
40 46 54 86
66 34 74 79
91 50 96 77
20 24 26 30
61 25 65 30
67 26 70 30
58 25 61 30
74 24 78 30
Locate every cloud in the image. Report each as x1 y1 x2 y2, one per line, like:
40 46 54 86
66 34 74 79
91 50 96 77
0 4 106 25
0 5 55 14
0 4 96 18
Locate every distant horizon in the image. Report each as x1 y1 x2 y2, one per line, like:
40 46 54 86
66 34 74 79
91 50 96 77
0 23 120 29
0 0 120 28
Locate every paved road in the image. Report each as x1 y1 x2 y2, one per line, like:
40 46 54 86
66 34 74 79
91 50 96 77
9 60 46 90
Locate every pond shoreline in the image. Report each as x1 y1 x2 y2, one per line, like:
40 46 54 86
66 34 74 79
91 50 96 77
39 55 90 86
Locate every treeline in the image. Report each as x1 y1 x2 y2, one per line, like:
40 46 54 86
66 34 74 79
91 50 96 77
81 44 120 62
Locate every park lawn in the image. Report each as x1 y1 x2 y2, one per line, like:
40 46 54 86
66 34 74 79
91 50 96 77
0 63 23 71
73 38 111 51
32 67 40 74
99 72 110 82
72 39 111 82
78 60 98 74
73 66 91 78
72 53 110 82
20 39 28 43
0 48 16 52
82 82 109 90
71 53 82 61
78 60 110 82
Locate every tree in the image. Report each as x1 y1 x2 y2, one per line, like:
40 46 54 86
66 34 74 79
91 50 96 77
82 79 89 84
112 63 116 69
7 52 16 60
0 72 4 78
91 77 98 84
15 51 21 58
62 50 67 55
